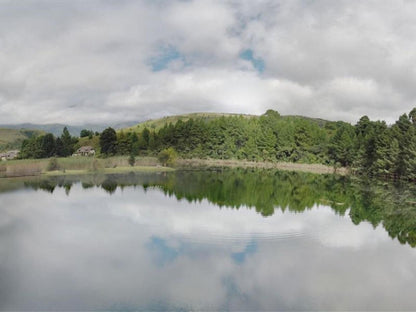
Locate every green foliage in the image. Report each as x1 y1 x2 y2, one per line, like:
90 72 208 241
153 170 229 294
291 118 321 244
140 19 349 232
128 154 135 167
60 127 78 157
80 129 94 138
47 157 59 171
42 133 56 158
99 127 117 156
328 123 356 166
19 136 45 159
116 131 131 155
16 107 416 180
0 128 44 152
158 147 178 166
19 128 78 159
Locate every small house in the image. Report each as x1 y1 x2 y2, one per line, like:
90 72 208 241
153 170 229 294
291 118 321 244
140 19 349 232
73 146 95 156
0 150 19 161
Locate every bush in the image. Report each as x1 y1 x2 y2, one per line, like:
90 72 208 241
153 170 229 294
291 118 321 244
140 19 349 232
47 157 59 171
158 148 178 167
128 154 135 167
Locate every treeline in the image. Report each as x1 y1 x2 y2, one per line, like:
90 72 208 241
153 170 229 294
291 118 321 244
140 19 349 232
101 110 332 163
17 108 416 180
19 127 79 158
110 108 416 180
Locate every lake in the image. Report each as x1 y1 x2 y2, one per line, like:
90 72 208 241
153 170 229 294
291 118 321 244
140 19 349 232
0 169 415 310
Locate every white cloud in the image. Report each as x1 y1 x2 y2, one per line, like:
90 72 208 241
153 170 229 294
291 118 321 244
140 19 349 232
1 0 416 124
1 185 416 310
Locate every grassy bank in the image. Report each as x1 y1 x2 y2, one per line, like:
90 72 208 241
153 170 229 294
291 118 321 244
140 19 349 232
1 156 348 178
177 158 348 175
0 156 167 178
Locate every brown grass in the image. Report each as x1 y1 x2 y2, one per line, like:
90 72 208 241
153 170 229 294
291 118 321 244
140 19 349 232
0 156 161 178
176 158 349 175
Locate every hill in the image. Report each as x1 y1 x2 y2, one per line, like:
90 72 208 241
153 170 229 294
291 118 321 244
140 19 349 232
122 112 257 133
0 121 138 137
121 112 337 134
0 128 44 151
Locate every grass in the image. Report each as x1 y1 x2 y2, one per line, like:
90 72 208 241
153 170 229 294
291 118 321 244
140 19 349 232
1 156 165 178
45 166 174 176
0 128 44 151
176 158 349 175
1 155 347 178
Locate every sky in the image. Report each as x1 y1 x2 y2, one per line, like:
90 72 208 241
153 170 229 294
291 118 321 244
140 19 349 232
1 0 416 125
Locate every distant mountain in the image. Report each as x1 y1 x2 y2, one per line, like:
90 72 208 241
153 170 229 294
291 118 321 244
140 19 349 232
0 121 139 137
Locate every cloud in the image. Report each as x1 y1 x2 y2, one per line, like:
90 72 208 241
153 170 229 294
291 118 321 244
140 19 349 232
0 0 416 124
1 185 416 310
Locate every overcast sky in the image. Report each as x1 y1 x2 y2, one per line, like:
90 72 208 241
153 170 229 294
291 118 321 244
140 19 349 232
1 0 416 125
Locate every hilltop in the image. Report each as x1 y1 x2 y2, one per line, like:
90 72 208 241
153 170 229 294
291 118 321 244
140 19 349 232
122 112 257 133
0 121 139 137
121 111 335 134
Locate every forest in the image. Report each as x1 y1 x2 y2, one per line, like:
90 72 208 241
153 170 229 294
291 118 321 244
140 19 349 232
17 108 416 180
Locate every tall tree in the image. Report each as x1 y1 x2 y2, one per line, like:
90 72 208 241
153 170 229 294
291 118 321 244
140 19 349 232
61 127 76 156
100 127 117 155
41 133 56 158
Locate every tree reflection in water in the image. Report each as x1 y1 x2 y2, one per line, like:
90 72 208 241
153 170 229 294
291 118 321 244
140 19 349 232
15 168 416 247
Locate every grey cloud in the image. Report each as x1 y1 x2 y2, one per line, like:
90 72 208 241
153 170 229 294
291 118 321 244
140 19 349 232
0 0 416 124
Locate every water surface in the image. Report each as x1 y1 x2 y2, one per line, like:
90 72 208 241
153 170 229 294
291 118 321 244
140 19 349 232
0 169 415 310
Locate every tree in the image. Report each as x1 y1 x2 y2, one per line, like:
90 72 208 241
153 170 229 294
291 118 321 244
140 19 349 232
128 154 135 166
41 133 56 158
19 136 44 159
61 127 77 156
116 131 131 155
100 127 117 155
129 132 139 156
137 128 150 151
158 147 178 166
328 124 356 166
409 107 416 125
55 138 65 157
80 129 94 138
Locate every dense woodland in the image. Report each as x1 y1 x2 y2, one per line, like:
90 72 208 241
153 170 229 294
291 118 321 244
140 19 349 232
17 108 416 180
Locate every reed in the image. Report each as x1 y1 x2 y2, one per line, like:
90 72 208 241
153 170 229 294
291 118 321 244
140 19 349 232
1 156 160 177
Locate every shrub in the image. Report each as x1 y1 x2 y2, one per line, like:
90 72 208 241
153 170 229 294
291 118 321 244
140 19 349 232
128 154 135 167
158 147 178 167
47 157 59 171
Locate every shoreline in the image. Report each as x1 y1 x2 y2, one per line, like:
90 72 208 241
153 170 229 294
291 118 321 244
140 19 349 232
177 158 348 175
0 156 347 178
44 166 175 176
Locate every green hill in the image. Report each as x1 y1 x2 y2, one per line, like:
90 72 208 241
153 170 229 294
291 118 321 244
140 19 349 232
122 112 257 133
121 112 335 134
0 128 44 151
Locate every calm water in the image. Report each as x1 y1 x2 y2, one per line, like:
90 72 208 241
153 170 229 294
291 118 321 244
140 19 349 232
0 169 416 311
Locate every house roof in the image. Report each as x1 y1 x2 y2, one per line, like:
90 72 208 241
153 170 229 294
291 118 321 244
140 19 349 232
77 146 95 152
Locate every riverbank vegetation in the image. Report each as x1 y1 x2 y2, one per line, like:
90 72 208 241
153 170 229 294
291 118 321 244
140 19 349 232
0 156 162 178
11 108 416 180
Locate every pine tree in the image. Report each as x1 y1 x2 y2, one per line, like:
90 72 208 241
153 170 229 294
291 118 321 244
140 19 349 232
99 127 117 156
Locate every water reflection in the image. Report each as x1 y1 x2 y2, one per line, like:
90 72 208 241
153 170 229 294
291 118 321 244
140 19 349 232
13 169 416 248
0 169 416 310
